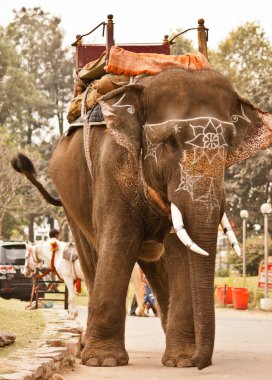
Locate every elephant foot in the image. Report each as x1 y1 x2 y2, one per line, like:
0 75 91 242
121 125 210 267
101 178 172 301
82 343 129 367
162 344 196 368
162 355 195 368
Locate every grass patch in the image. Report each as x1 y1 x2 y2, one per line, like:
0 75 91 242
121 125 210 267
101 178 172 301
215 276 258 290
45 281 135 310
44 283 89 306
0 298 45 360
44 277 263 312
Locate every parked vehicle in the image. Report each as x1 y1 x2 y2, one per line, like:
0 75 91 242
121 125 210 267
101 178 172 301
0 241 33 301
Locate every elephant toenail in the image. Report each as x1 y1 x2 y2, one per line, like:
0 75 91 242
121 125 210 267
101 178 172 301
165 359 175 367
177 358 195 367
85 357 100 366
119 357 128 366
102 357 117 367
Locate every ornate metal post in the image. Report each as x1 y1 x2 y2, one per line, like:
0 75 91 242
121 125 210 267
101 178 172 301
197 18 208 59
106 14 114 63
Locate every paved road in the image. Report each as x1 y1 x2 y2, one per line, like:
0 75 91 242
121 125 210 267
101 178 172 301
64 306 272 380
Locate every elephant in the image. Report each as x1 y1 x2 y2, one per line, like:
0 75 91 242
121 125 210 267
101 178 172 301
12 67 272 370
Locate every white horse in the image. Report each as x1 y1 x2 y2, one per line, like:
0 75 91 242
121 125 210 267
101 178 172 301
24 238 84 319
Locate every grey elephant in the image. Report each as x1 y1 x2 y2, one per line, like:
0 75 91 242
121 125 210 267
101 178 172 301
12 68 272 370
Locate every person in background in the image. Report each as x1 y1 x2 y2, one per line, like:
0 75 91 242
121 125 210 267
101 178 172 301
129 264 158 317
49 228 60 240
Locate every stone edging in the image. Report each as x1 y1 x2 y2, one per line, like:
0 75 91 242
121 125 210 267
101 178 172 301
0 309 83 380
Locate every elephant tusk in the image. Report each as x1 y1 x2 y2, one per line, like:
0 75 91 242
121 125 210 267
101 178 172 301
220 213 241 256
171 203 209 256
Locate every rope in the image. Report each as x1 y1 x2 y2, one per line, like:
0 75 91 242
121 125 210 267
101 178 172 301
81 85 94 179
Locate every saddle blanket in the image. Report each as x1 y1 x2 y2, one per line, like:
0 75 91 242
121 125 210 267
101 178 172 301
106 46 211 76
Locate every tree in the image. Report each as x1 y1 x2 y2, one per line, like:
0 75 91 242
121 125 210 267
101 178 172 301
0 26 17 80
5 7 74 140
0 128 24 238
1 7 74 238
5 148 57 241
0 66 50 144
209 22 272 231
210 22 272 111
41 38 74 135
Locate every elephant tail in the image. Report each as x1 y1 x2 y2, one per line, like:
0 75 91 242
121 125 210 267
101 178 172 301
11 153 62 207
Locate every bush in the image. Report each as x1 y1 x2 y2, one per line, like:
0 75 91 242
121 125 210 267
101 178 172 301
229 235 271 276
215 268 230 277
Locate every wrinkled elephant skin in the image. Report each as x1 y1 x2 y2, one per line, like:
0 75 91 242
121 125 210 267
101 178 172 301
32 69 272 370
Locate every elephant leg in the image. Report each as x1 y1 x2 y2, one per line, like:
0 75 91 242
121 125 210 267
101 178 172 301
137 257 169 332
65 216 98 346
81 224 142 367
161 233 196 368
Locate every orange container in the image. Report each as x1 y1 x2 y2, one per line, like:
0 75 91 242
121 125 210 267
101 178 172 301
217 286 233 305
232 287 250 310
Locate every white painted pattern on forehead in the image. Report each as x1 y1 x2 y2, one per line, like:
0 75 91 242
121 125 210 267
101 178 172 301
144 116 235 128
144 135 162 164
144 104 250 128
186 119 228 164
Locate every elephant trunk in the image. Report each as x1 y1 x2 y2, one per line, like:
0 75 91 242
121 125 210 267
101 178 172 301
178 206 219 369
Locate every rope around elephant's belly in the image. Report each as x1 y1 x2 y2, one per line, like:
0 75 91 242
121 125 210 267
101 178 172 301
81 84 93 179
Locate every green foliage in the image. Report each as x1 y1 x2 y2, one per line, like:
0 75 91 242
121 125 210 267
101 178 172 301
210 22 272 111
0 27 18 80
229 235 272 276
0 297 45 359
3 6 74 142
225 150 272 231
215 268 230 277
0 7 72 238
1 213 26 240
0 66 50 143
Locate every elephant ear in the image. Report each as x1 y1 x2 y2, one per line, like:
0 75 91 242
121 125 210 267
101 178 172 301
98 84 144 160
226 94 272 168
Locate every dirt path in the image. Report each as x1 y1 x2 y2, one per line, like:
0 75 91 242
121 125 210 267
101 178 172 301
63 307 272 380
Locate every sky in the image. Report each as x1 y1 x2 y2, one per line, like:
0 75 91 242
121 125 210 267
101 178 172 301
0 0 272 50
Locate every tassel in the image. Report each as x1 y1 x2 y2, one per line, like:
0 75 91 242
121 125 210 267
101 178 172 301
74 278 81 293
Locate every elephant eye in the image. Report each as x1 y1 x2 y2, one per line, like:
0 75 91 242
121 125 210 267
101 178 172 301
163 135 179 152
225 124 237 147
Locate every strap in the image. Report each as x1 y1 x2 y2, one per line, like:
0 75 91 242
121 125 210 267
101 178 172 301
174 224 185 233
223 226 232 233
50 250 63 282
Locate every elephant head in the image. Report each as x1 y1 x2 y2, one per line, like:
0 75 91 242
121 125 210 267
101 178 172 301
99 69 271 243
99 68 272 367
